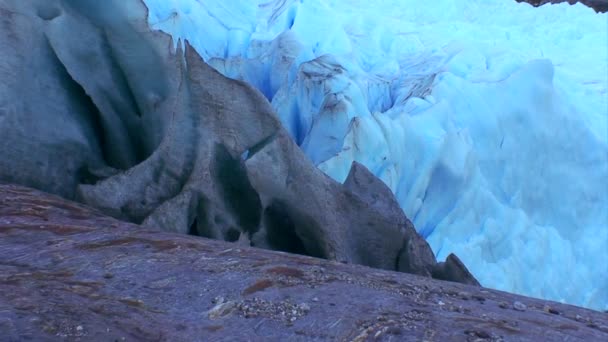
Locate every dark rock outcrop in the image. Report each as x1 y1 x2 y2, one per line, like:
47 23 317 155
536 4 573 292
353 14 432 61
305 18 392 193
517 0 608 12
342 162 438 277
0 184 606 341
432 254 481 287
0 0 107 199
0 0 475 285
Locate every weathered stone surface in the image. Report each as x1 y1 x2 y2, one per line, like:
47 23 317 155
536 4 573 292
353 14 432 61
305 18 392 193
0 0 475 285
0 184 607 341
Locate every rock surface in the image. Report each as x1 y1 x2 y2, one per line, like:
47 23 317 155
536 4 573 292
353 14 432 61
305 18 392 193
432 254 481 287
517 0 608 12
0 184 607 341
0 0 476 284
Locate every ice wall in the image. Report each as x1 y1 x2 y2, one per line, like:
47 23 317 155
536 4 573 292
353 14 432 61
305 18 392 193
142 0 608 310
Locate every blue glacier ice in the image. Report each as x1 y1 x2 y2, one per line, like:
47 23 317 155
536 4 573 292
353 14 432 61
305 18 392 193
142 0 608 310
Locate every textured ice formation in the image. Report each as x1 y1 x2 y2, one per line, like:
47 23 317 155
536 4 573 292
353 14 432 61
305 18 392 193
142 0 608 310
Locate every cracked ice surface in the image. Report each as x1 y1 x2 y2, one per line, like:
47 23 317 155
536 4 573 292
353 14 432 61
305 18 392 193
142 0 608 310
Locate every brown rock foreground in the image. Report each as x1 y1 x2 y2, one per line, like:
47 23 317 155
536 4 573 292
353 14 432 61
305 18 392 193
0 184 606 342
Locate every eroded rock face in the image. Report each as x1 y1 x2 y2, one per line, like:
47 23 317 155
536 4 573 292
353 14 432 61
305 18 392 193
0 184 606 341
0 0 476 285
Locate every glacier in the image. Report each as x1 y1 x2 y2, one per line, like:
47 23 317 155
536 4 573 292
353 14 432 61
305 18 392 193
141 0 608 310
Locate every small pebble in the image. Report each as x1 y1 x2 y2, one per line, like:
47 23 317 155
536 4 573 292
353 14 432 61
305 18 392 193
472 295 486 302
513 301 527 311
438 300 445 306
76 326 83 331
498 301 509 309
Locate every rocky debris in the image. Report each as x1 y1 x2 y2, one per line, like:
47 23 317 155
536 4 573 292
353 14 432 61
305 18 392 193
514 301 528 311
544 305 561 315
0 0 476 285
0 184 607 341
517 0 608 12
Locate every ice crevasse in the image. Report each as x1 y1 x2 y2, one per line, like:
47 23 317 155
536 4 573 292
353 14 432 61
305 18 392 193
141 0 608 310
